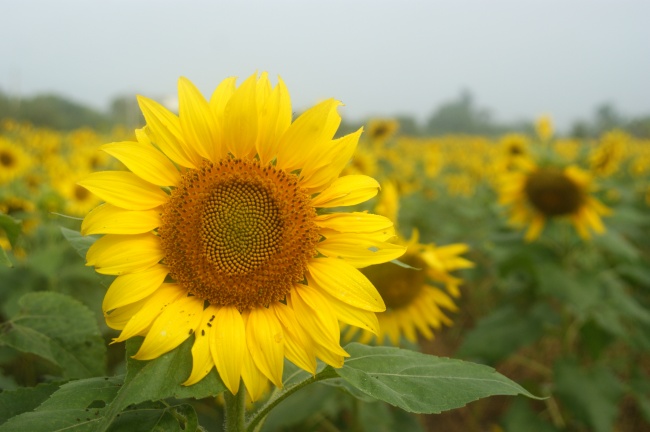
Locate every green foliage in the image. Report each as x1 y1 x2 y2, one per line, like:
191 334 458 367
457 304 558 364
335 344 537 414
0 292 106 379
0 376 122 432
553 359 624 432
0 214 21 267
94 337 226 431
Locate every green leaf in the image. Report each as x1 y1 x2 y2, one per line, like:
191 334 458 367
95 337 225 431
60 227 99 259
336 343 539 414
457 304 557 363
553 358 624 432
0 292 106 378
0 213 21 247
0 381 63 424
106 402 199 432
593 230 639 262
0 376 123 432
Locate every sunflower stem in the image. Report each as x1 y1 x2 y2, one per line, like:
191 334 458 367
245 366 339 432
224 382 246 432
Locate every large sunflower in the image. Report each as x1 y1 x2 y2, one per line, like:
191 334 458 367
79 73 405 401
498 161 610 241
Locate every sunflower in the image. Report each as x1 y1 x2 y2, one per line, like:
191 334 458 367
365 118 399 143
0 137 32 185
498 161 610 241
346 232 473 346
53 170 102 217
589 130 628 177
535 114 554 142
79 73 405 401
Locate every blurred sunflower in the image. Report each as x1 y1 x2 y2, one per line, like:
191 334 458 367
535 114 554 142
346 232 473 346
496 134 531 171
498 162 610 241
0 138 32 185
365 118 399 143
589 130 628 177
79 73 405 401
53 170 102 217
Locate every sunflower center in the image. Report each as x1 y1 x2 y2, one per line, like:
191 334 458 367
0 151 15 167
361 253 427 309
524 168 583 216
159 158 320 310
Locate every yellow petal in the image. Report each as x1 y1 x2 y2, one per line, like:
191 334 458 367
101 140 181 187
246 307 284 388
105 299 146 331
178 77 220 162
211 306 246 395
291 284 348 357
137 96 199 168
314 344 345 369
223 73 258 158
256 76 292 165
275 99 342 172
315 212 393 234
316 234 406 268
113 283 186 342
300 128 362 193
81 204 161 236
78 171 168 211
317 288 380 335
240 312 269 402
272 302 316 374
307 258 385 312
241 351 268 402
310 175 380 208
133 295 203 360
210 77 237 121
183 306 217 386
102 264 169 312
524 215 546 242
86 233 163 275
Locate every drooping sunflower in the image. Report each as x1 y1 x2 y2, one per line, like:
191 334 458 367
79 73 405 401
346 232 473 346
498 161 610 241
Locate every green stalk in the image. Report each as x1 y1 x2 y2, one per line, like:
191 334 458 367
224 382 246 432
246 366 338 432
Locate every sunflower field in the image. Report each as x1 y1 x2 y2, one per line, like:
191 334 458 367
1 83 649 432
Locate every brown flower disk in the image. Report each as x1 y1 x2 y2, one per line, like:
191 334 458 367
160 158 320 310
524 168 584 217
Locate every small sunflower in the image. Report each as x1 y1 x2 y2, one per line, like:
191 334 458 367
347 232 473 346
365 118 399 143
53 170 102 217
535 114 554 142
498 162 610 241
0 138 32 185
79 73 405 401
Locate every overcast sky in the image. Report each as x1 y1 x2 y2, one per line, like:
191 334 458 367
2 1 649 129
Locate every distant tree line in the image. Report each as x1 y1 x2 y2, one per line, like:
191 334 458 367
1 89 649 138
0 91 143 132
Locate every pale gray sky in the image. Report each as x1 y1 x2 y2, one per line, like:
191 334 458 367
2 0 649 129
